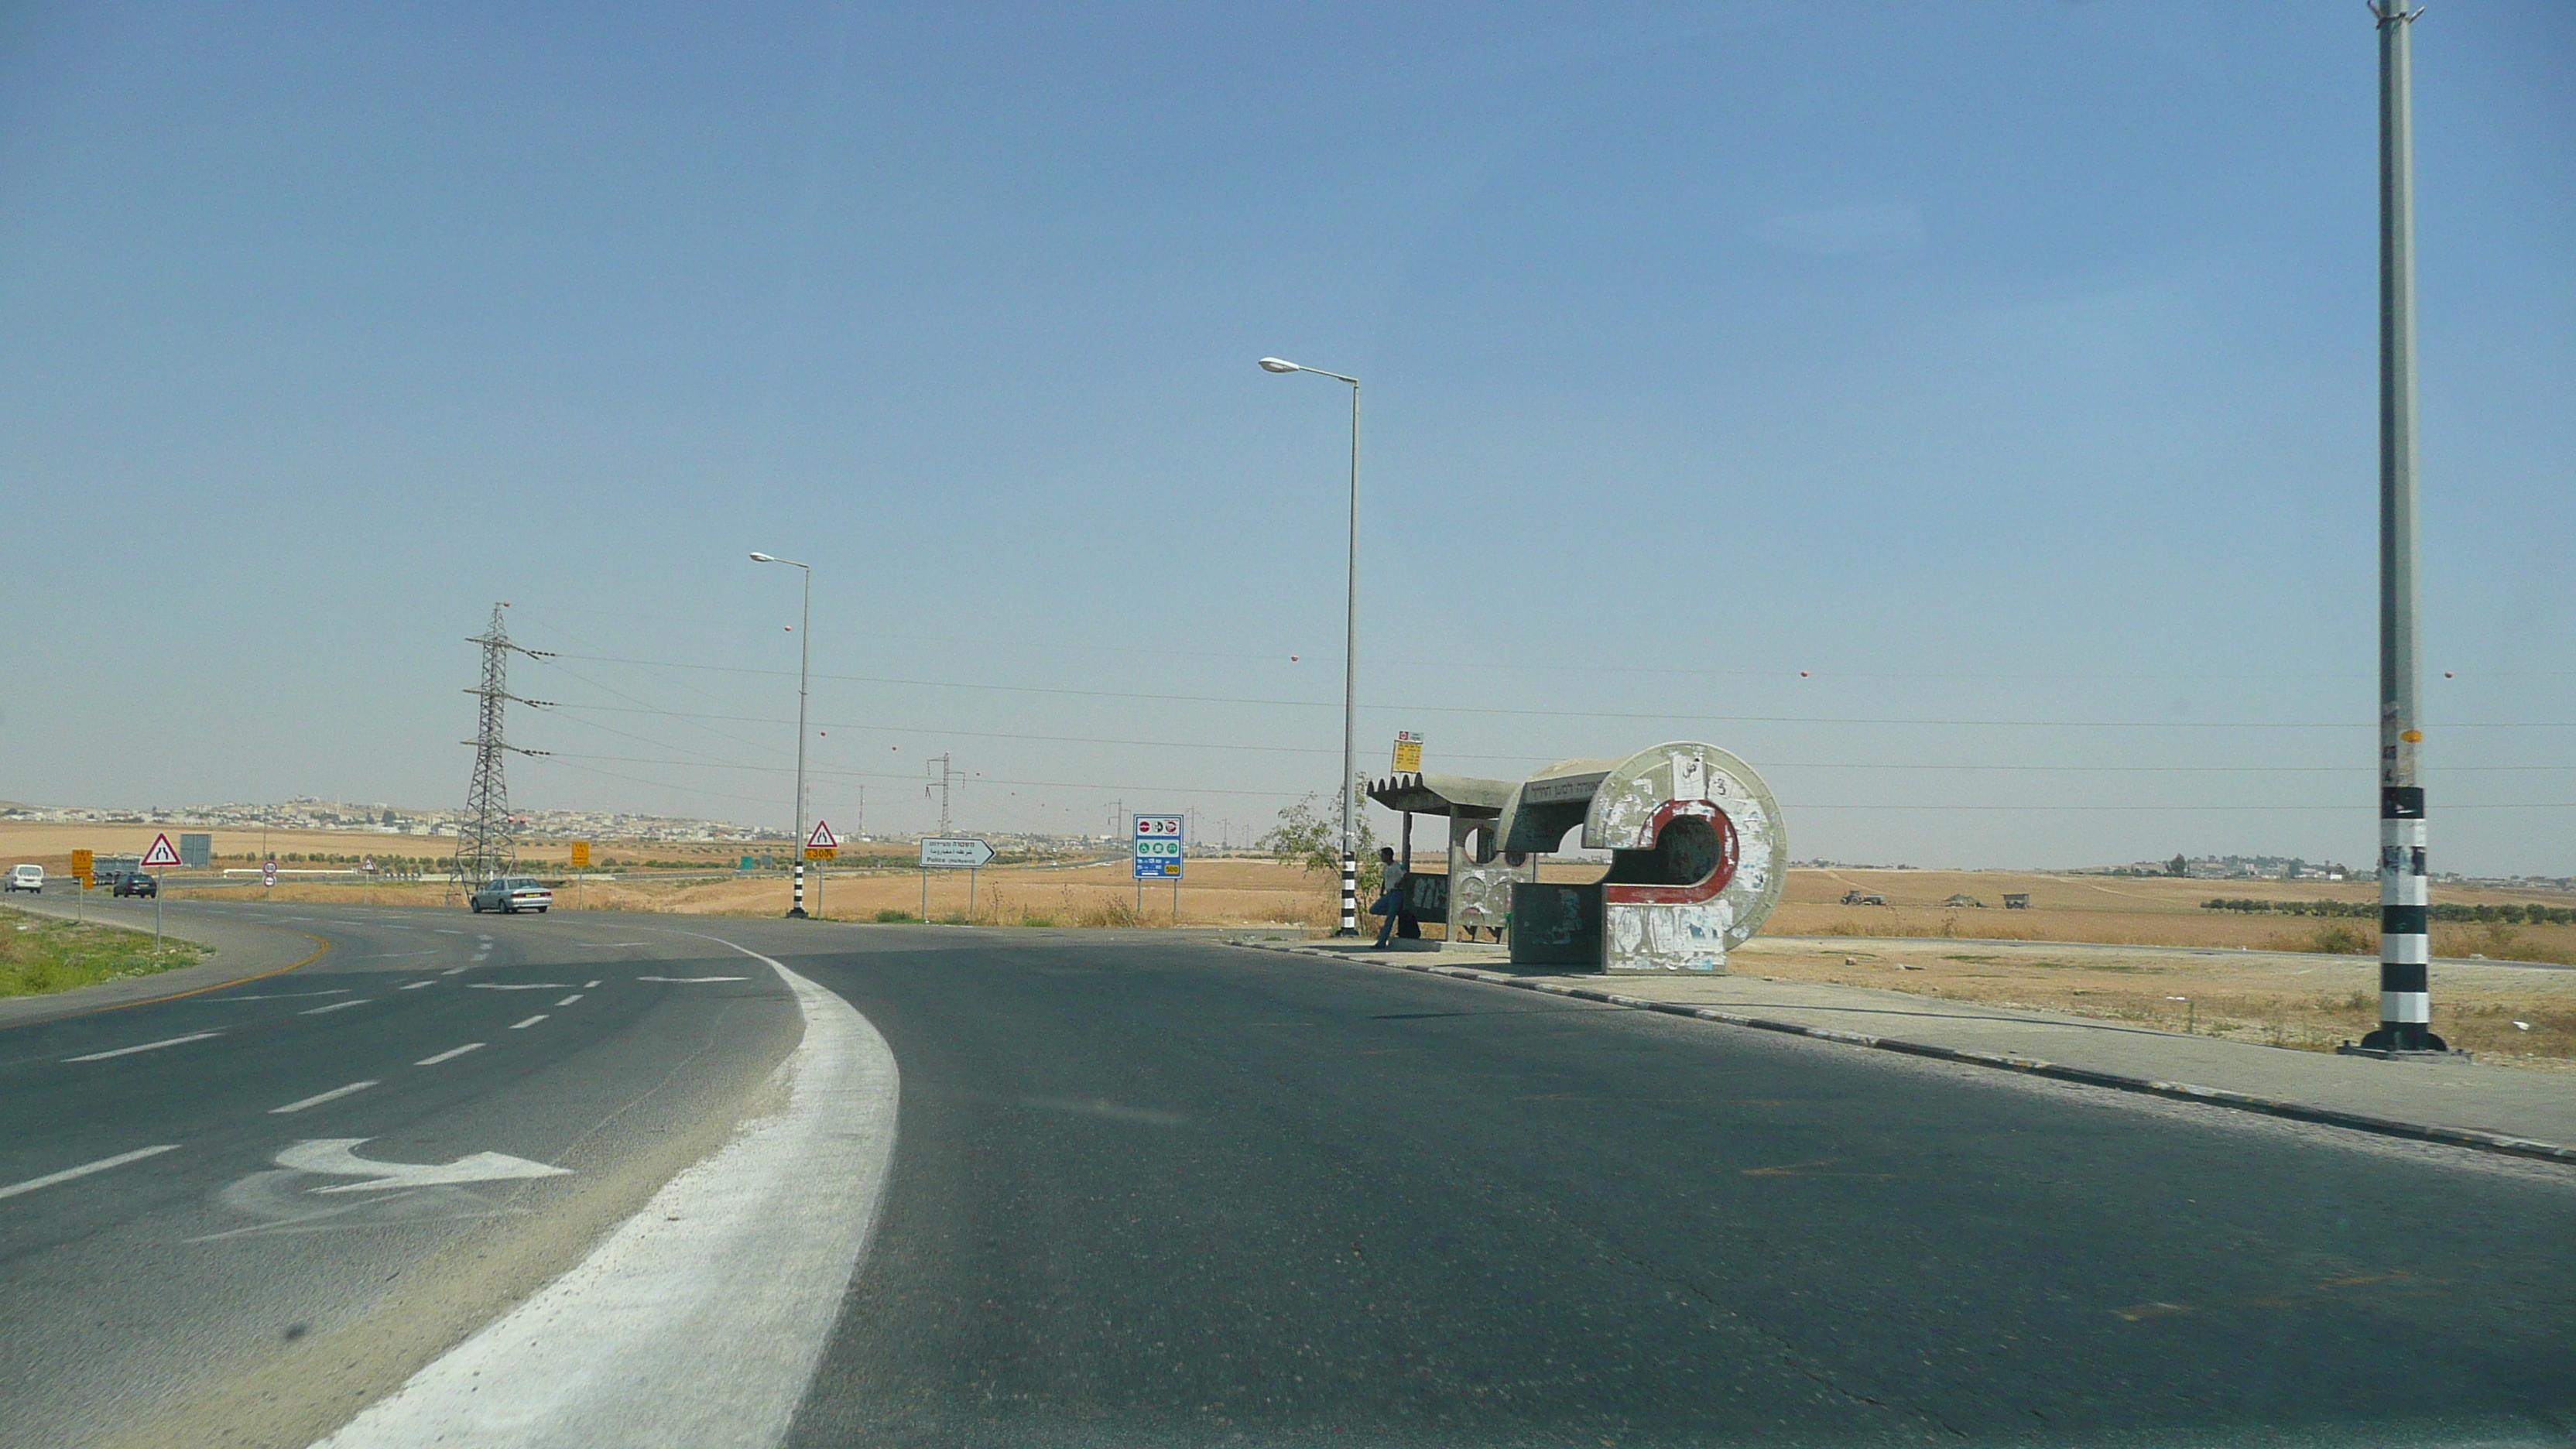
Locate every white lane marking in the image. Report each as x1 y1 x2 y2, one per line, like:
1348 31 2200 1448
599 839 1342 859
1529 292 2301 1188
300 999 369 1016
276 1139 570 1194
204 988 351 1002
464 982 567 991
584 980 601 988
635 975 750 983
509 1014 547 1029
353 951 440 959
0 1145 183 1201
66 1032 223 1063
401 980 435 991
441 967 470 976
271 1081 379 1115
433 930 466 935
570 941 653 948
314 932 897 1449
415 1043 485 1066
556 994 584 1006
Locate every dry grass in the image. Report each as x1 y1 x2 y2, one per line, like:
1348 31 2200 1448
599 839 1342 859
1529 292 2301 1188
1736 936 2576 1071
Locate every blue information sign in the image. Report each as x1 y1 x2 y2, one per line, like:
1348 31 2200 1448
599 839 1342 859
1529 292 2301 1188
1132 814 1184 880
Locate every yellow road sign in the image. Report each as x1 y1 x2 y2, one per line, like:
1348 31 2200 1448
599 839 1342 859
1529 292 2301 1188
71 848 94 885
805 847 838 861
570 841 591 868
1391 731 1423 773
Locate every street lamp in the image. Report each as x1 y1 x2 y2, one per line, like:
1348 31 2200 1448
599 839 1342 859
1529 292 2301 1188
750 552 814 919
1259 355 1362 935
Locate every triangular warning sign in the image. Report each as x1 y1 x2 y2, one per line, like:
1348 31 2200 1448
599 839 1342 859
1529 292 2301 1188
806 820 839 850
141 833 181 868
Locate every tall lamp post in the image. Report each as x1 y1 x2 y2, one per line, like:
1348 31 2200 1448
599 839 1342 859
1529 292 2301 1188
749 552 814 919
2361 2 2443 1052
1260 355 1362 936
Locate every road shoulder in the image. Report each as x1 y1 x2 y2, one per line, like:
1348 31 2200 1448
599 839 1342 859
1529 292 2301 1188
1238 937 2576 1167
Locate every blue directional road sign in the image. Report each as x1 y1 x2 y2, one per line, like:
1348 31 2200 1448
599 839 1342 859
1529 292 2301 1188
1132 814 1183 880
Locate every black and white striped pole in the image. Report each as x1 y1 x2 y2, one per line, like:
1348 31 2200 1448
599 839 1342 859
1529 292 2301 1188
2359 2 2444 1053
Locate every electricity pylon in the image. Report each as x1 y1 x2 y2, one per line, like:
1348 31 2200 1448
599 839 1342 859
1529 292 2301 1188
452 603 553 885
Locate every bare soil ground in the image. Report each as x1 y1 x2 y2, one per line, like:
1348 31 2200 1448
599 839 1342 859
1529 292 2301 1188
1735 934 2576 1074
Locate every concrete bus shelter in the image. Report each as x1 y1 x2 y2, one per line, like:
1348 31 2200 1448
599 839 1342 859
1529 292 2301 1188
1368 741 1785 974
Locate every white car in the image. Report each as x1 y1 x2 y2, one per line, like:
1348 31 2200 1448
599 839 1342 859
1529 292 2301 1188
469 876 553 914
5 864 42 894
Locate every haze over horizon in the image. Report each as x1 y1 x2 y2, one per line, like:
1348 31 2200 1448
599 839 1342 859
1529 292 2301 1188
5 2 2570 874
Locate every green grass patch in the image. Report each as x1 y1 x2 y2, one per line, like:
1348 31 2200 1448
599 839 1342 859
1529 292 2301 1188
1 908 206 998
873 909 917 923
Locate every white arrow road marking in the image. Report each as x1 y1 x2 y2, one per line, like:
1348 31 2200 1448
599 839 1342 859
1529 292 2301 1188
276 1139 571 1194
415 1043 484 1066
635 975 750 983
0 1145 180 1201
66 1032 222 1063
509 1014 547 1029
272 1081 378 1114
313 932 898 1449
300 999 369 1016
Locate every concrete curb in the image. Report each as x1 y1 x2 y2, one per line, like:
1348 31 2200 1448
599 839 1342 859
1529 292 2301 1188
1231 940 2576 1170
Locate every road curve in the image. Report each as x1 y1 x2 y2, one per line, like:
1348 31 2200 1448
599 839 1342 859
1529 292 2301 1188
5 907 2571 1447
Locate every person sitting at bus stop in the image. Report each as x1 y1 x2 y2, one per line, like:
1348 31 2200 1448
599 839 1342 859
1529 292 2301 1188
1372 847 1410 948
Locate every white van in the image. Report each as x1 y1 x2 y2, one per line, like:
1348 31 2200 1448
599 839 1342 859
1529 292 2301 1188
5 864 43 894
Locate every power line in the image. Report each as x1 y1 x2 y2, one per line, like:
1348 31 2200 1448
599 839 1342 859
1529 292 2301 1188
537 655 2574 728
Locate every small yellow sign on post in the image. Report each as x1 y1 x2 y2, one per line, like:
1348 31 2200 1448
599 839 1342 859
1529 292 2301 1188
71 848 94 886
1391 731 1423 774
805 846 838 861
570 841 591 869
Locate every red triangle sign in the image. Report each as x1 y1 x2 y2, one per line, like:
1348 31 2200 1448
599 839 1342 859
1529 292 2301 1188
806 820 839 850
141 833 181 868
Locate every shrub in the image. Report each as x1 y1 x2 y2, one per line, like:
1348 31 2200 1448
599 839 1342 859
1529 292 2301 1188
873 908 915 923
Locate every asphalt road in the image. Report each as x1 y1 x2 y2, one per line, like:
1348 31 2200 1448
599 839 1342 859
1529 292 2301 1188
5 907 2571 1447
0 899 802 1449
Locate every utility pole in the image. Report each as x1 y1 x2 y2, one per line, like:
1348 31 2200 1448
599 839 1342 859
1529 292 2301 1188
453 603 552 888
927 754 961 834
2362 1 2443 1053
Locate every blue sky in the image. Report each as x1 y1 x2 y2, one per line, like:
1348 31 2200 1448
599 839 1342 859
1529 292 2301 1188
3 2 2569 872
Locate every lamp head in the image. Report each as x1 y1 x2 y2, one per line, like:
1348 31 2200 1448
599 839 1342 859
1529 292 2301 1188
749 552 776 563
1257 357 1300 374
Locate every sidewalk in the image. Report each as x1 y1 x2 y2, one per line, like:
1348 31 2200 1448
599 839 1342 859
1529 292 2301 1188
1235 937 2576 1167
0 897 327 1028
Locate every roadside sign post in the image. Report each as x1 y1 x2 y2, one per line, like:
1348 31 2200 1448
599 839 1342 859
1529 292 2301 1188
262 858 278 889
142 833 180 953
1132 815 1183 923
806 822 839 919
916 837 993 923
70 849 93 922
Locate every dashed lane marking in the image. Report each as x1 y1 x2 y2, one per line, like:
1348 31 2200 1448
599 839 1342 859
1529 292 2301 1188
557 994 584 1006
416 1043 485 1066
465 983 567 992
66 1032 223 1063
401 981 435 991
271 1081 379 1115
300 999 369 1016
584 980 601 988
0 1145 181 1201
204 989 351 1003
635 976 751 984
510 1015 548 1030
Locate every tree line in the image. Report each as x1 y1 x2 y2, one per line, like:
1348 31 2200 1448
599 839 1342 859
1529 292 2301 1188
2201 898 2576 925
